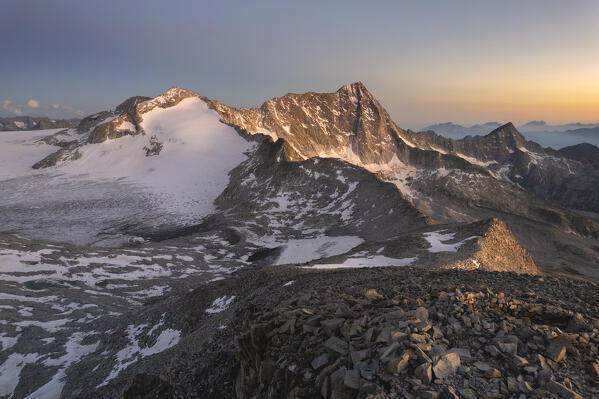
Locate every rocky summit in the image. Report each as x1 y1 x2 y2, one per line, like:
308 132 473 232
0 82 598 399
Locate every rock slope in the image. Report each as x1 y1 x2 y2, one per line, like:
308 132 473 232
80 265 599 399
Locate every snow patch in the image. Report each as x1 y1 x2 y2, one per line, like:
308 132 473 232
310 255 416 269
206 295 236 313
423 231 479 253
275 236 364 265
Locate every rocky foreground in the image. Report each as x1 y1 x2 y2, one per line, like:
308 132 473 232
79 266 599 399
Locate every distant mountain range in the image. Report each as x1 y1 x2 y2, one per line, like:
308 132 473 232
0 115 80 131
518 120 599 133
424 121 599 149
425 120 599 135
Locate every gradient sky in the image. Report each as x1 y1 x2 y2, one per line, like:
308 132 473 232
1 0 598 129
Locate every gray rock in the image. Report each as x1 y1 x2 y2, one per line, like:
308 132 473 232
546 380 583 399
415 306 429 321
311 353 329 370
343 369 360 390
324 337 349 355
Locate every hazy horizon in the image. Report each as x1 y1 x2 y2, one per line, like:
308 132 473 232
1 0 598 129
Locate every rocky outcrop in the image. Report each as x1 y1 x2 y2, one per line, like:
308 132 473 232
32 146 81 169
87 88 196 143
441 218 538 274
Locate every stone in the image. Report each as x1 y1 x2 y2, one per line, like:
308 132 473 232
524 363 538 373
324 336 349 355
447 347 471 360
259 360 275 382
534 353 549 370
386 352 410 374
415 306 429 321
547 342 567 362
365 289 383 300
486 368 502 378
592 361 599 381
411 333 427 343
538 369 553 382
497 342 518 356
513 355 528 367
376 327 392 344
321 318 345 333
320 376 331 398
474 361 491 372
414 390 440 399
507 376 518 392
391 330 408 341
356 358 379 381
486 345 500 357
343 369 360 390
335 304 357 319
330 366 347 388
311 353 329 370
433 352 461 379
546 380 583 399
518 380 533 393
415 362 433 385
380 342 400 360
441 386 459 399
350 350 367 365
459 388 476 399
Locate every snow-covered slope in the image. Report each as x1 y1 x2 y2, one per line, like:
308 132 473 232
0 129 63 180
57 97 254 218
0 98 254 245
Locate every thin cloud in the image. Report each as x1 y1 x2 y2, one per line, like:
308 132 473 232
2 99 24 116
27 99 39 108
52 103 85 116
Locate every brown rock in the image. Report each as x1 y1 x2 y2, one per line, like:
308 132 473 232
386 352 410 374
415 362 433 385
592 361 599 381
365 289 383 301
485 368 502 378
547 342 567 363
433 352 460 379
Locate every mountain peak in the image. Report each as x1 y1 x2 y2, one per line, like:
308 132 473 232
115 96 152 115
337 81 370 96
486 122 526 147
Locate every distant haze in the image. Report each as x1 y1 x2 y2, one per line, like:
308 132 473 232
1 0 598 129
423 122 599 149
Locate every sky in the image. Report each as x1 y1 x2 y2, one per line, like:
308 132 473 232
1 0 598 129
